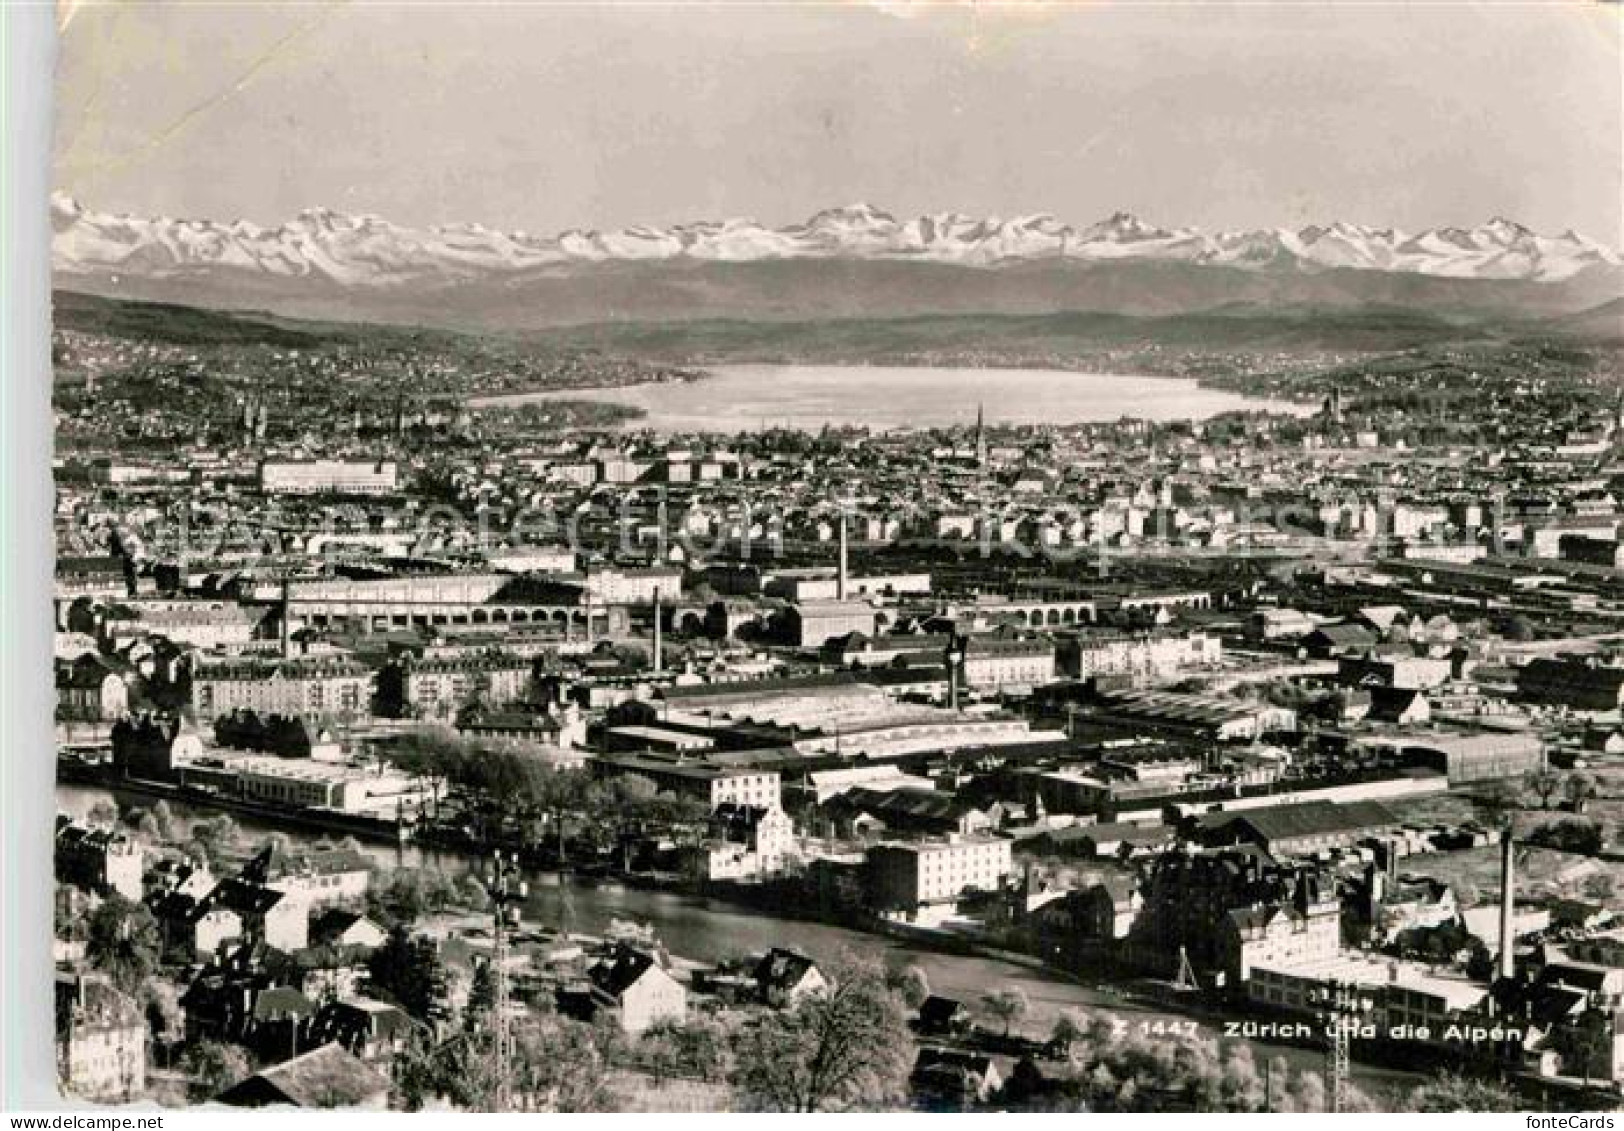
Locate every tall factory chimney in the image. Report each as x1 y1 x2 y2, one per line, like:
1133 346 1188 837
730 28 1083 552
836 511 849 601
651 586 663 673
279 578 293 657
1497 827 1517 982
946 636 964 712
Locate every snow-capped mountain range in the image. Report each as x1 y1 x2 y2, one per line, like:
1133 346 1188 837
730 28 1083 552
52 194 1621 289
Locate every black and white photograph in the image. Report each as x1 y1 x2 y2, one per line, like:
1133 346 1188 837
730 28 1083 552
17 0 1624 1115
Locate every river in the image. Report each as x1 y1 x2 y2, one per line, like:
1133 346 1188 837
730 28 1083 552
57 783 1422 1101
467 363 1313 432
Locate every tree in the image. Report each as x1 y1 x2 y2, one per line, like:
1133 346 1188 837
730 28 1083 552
368 925 450 1023
182 1040 250 1101
144 981 185 1065
261 831 294 865
887 964 931 1011
1474 781 1522 821
1006 1023 1339 1113
638 1021 686 1087
437 1013 619 1112
1525 818 1604 856
85 895 162 995
1288 1070 1327 1114
1580 873 1616 903
186 814 240 869
465 961 496 1026
1050 1010 1087 1058
1404 1073 1522 1112
1549 1009 1615 1084
637 1017 730 1086
980 985 1030 1038
391 1026 442 1112
1563 772 1598 814
457 873 492 913
55 890 87 943
1499 615 1535 642
371 866 462 925
731 951 914 1111
151 800 177 842
1523 766 1563 810
674 1015 730 1082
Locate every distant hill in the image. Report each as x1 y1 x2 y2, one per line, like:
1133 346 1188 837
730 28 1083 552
519 305 1513 361
58 256 1623 339
56 288 1618 372
51 289 330 349
1556 297 1624 343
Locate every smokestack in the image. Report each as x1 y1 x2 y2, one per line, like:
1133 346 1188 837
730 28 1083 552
836 512 848 601
1497 828 1516 982
279 579 293 657
652 586 663 673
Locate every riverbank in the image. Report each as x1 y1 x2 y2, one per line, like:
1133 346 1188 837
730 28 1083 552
55 780 1427 1101
60 762 411 845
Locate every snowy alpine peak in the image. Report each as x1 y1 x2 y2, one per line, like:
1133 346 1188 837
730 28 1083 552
50 194 1622 286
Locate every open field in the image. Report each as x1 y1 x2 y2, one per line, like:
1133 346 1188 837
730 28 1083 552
604 1070 733 1112
1396 843 1622 907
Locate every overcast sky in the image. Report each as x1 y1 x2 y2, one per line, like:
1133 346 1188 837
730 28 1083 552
53 2 1623 241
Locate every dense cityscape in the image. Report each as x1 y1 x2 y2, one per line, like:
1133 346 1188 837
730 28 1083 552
45 288 1624 1113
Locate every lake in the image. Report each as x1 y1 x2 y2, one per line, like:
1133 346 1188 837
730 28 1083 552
469 364 1312 433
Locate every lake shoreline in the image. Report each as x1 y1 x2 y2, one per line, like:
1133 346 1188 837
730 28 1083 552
465 362 1315 431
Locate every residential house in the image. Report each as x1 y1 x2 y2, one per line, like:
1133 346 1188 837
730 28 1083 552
751 948 828 1007
917 995 974 1036
913 1047 1003 1107
309 998 414 1063
54 818 144 900
55 655 129 721
217 1042 390 1109
578 947 687 1034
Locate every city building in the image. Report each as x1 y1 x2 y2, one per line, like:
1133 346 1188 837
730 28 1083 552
54 655 129 721
785 600 879 648
1518 656 1624 711
693 802 797 881
962 636 1057 691
1193 799 1400 857
260 459 399 496
866 836 1014 922
55 972 146 1104
592 751 782 811
54 818 144 901
177 752 424 816
400 651 534 719
1126 850 1340 988
192 656 373 720
1058 630 1223 683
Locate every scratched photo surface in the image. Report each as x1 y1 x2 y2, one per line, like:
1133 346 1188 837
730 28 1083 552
48 2 1624 1113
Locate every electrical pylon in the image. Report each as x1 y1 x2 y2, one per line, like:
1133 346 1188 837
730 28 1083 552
487 850 527 1112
